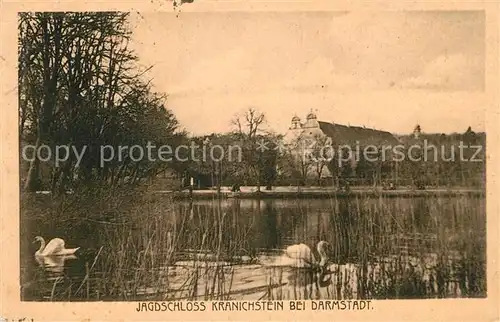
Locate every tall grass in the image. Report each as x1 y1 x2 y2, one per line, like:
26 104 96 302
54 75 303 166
266 194 486 300
21 188 486 301
21 187 251 301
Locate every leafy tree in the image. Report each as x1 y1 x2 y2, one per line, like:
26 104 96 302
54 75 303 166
19 12 183 193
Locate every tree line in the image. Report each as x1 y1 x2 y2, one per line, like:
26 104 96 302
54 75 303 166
18 12 485 193
181 123 486 190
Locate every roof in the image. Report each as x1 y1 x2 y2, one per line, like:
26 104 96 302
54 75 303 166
318 121 400 146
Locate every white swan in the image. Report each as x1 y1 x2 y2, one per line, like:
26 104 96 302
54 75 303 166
259 241 330 272
285 241 330 270
33 236 80 256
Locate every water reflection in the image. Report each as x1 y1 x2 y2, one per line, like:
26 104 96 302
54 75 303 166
286 268 332 288
35 254 77 276
21 196 486 301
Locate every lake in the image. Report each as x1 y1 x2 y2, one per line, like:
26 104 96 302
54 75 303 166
20 194 486 301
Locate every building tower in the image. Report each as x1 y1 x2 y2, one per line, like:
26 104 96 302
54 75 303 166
413 124 422 139
290 115 302 130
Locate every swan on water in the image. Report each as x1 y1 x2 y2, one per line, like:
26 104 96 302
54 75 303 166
285 241 330 271
33 236 80 256
259 241 331 272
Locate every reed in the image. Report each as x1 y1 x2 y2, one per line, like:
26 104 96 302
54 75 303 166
267 194 486 300
21 188 248 301
20 188 486 301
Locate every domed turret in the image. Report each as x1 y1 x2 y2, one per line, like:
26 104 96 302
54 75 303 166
306 111 317 120
413 124 421 139
303 109 319 129
290 115 302 129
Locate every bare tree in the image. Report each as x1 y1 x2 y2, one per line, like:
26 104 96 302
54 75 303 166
231 107 268 191
231 107 266 138
310 134 331 186
287 136 314 186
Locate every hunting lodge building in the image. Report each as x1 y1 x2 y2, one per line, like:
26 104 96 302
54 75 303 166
284 111 401 183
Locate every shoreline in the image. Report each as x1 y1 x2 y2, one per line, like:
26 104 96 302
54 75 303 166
152 188 485 200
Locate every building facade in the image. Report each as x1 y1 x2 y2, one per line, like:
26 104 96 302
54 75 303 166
284 111 400 183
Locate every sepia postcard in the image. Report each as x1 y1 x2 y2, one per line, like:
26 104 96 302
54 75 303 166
0 0 499 321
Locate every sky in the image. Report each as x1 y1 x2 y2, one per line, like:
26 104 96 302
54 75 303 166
127 10 486 136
